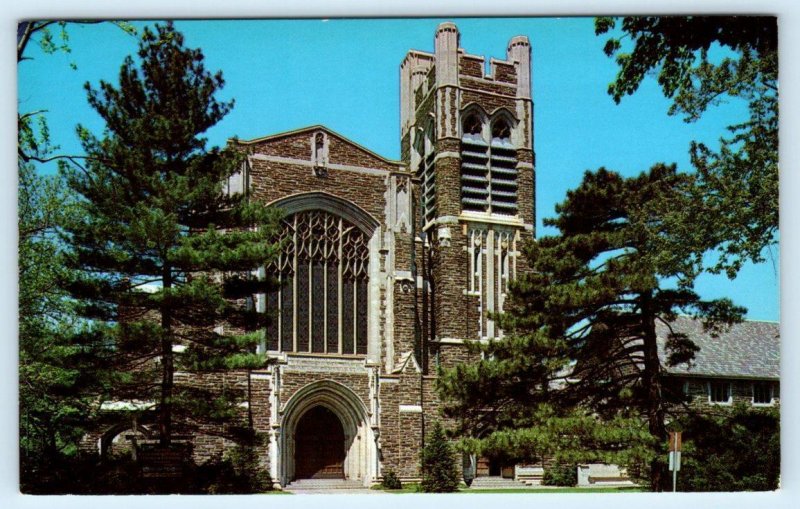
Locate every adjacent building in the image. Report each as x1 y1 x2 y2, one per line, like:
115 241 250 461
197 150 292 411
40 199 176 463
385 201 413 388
657 316 780 410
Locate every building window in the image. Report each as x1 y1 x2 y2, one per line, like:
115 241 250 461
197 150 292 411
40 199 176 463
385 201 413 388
312 131 329 167
460 114 518 215
263 210 369 355
708 381 732 405
416 122 436 229
468 227 518 339
752 382 774 405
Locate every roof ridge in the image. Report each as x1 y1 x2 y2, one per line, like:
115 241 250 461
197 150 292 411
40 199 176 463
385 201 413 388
230 124 403 166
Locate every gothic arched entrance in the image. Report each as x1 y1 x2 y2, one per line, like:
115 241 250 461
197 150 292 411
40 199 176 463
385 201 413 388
277 380 377 487
295 406 345 479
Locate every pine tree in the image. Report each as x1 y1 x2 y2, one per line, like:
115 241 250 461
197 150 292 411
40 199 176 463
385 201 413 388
438 164 744 491
419 421 460 493
61 22 281 449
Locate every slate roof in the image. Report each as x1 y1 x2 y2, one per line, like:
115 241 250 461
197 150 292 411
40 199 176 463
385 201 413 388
656 316 780 380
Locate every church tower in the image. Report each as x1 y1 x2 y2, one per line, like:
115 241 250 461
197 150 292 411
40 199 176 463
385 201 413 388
400 22 535 369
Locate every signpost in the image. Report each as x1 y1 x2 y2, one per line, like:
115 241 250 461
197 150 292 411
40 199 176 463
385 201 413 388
139 447 186 479
668 431 682 492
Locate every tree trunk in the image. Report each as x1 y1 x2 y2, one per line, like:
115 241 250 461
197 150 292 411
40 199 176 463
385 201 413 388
159 266 174 447
641 291 667 491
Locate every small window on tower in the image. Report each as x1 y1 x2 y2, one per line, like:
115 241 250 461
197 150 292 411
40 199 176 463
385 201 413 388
418 122 437 228
461 113 489 212
464 114 483 137
488 118 517 215
491 119 511 143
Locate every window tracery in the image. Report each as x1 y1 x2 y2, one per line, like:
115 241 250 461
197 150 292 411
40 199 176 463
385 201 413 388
467 227 518 339
264 210 369 355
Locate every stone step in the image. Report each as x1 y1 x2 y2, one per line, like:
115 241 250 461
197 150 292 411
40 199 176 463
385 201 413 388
285 479 365 490
469 476 529 489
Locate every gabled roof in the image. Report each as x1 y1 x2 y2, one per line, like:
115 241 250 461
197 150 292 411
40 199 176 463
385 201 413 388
231 124 403 167
656 316 779 380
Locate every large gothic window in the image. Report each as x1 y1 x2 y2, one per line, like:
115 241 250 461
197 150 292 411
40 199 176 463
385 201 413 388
263 210 369 355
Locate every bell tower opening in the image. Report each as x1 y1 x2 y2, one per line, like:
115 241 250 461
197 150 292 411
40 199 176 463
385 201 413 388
294 405 346 480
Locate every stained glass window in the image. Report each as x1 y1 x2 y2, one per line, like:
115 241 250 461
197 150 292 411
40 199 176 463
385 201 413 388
263 210 370 355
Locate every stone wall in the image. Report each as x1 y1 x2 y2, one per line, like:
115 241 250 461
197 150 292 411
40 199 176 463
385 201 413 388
676 376 780 413
378 375 447 481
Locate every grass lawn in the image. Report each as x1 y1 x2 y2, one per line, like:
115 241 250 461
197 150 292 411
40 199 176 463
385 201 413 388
372 484 643 494
461 487 643 493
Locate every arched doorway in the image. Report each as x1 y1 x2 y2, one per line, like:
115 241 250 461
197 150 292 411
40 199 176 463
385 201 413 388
278 380 377 487
294 406 345 479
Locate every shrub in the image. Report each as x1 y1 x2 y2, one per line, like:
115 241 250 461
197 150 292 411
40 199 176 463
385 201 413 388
193 442 272 494
419 421 460 493
676 405 779 491
542 463 577 487
382 469 403 490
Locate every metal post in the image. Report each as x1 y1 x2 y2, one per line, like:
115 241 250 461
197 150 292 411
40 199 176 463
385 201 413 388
672 434 678 492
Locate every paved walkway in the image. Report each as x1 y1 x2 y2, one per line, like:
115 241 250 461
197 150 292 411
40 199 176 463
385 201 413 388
283 488 381 494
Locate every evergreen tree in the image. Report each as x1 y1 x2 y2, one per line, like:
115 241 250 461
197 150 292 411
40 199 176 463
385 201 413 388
419 421 460 493
595 16 778 277
18 116 103 491
61 22 281 448
18 21 138 492
438 164 744 491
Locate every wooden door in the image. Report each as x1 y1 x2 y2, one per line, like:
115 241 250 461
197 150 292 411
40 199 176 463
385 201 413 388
295 406 345 479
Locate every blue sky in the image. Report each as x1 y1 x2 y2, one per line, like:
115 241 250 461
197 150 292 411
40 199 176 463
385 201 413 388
17 17 779 321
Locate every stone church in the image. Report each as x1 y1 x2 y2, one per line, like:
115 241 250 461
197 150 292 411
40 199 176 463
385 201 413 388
218 22 535 487
85 21 780 489
85 22 533 487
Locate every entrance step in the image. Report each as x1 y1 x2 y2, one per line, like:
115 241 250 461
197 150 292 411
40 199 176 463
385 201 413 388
469 476 529 489
285 479 365 490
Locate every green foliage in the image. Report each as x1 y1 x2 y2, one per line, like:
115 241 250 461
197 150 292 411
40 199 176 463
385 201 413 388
595 16 778 276
382 469 403 490
22 443 273 494
18 21 137 66
675 405 779 491
60 22 281 446
198 440 273 494
438 165 744 491
419 421 460 493
542 464 578 487
18 111 112 489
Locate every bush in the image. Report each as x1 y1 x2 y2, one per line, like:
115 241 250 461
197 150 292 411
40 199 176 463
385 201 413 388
22 453 149 495
382 469 403 490
419 421 460 493
676 405 779 491
193 442 272 494
542 464 577 487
